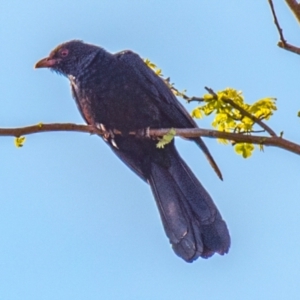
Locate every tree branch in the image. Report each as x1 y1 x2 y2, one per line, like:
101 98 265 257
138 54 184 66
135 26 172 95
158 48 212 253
1 123 299 156
268 0 287 44
285 0 300 23
268 0 300 55
0 123 99 137
149 128 300 155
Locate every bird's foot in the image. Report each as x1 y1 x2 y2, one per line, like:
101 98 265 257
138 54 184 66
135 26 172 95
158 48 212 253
96 123 119 149
96 123 109 139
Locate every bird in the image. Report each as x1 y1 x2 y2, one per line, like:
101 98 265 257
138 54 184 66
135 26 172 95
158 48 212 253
35 40 230 262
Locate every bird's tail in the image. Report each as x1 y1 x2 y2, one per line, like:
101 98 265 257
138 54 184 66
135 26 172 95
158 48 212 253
148 144 230 262
194 137 223 181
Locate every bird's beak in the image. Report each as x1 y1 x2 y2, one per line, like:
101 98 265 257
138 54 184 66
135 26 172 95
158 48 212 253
34 57 59 69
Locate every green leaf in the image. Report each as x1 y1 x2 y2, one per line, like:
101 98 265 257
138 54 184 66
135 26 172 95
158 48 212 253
217 138 229 145
144 58 163 77
155 69 163 76
156 129 176 148
191 108 202 119
144 58 156 69
14 136 26 148
234 143 254 158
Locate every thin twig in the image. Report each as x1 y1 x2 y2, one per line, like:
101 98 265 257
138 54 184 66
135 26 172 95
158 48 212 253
204 87 218 98
268 0 300 55
268 0 287 45
184 96 204 102
239 130 266 134
204 87 277 137
184 97 205 103
164 79 204 102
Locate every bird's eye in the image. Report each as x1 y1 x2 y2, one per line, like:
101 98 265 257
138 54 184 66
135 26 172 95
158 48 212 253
60 49 69 57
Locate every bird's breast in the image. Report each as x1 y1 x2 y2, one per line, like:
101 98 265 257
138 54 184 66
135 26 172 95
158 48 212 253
69 77 97 125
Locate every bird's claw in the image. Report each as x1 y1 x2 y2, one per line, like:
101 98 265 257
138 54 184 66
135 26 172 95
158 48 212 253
96 123 119 149
110 134 118 149
96 123 109 139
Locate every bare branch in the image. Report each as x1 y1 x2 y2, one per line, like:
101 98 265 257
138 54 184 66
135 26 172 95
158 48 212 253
1 123 299 156
268 0 287 45
268 0 300 55
169 85 204 102
0 123 101 137
277 41 300 54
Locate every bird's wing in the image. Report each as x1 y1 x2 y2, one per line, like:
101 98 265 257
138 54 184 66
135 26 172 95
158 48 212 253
115 50 197 128
114 50 222 180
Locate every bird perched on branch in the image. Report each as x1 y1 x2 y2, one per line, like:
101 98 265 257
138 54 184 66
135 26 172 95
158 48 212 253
35 40 230 262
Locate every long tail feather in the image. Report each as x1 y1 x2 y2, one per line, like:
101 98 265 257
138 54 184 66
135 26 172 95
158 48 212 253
194 137 223 181
148 145 230 262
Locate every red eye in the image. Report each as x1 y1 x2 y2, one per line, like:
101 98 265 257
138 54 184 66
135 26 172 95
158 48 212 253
60 49 69 57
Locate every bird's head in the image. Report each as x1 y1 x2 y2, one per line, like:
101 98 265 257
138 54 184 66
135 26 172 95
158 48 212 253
35 40 100 76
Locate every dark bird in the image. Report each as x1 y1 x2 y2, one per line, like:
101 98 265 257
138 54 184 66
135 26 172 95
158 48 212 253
35 40 230 262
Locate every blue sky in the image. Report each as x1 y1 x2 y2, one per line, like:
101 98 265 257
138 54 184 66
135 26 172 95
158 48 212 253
1 1 300 299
